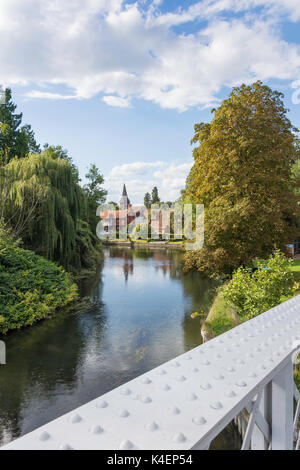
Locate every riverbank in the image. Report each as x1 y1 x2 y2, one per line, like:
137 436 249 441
101 239 184 249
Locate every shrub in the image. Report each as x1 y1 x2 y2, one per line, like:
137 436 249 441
0 225 78 334
221 251 296 320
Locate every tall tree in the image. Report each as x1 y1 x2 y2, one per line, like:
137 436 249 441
184 81 300 276
144 192 151 209
0 88 40 165
151 186 160 204
0 151 82 268
84 164 107 234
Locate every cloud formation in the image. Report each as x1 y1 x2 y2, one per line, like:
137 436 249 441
1 0 300 110
105 160 193 203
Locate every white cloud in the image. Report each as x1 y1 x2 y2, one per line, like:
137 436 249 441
105 160 193 203
102 95 131 107
110 161 164 177
1 0 300 110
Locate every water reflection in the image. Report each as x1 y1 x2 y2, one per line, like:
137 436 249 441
0 247 222 447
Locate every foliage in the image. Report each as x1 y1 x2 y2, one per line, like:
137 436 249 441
84 164 107 234
0 88 40 165
221 251 296 320
0 152 83 269
184 81 300 276
151 186 160 204
0 225 78 334
144 192 151 209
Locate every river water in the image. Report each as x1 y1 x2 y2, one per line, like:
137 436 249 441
0 246 241 449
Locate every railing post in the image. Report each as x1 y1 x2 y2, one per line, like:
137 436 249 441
251 383 272 450
271 361 294 450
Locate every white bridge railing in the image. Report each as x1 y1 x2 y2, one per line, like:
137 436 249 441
1 296 300 450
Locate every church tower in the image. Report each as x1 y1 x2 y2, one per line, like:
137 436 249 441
119 184 131 210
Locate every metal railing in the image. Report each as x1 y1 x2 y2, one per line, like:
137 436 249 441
1 296 300 450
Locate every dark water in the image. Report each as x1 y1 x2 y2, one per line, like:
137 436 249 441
0 247 241 448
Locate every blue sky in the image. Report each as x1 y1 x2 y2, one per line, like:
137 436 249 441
1 0 300 203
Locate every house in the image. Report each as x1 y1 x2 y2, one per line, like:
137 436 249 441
98 184 147 238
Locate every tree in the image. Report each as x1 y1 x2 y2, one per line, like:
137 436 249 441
84 164 107 234
0 151 82 268
151 186 160 204
0 88 40 165
184 81 300 277
144 192 151 209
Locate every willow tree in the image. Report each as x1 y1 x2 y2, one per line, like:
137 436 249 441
0 152 84 269
184 82 300 277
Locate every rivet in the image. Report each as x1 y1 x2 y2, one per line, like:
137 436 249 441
227 366 235 372
185 355 192 360
200 382 211 390
192 416 207 425
90 425 103 434
157 369 166 375
60 444 73 450
176 375 186 382
225 390 236 398
38 431 50 441
214 373 224 380
210 401 222 410
201 359 210 366
145 421 158 431
141 377 151 384
69 413 82 424
236 380 247 387
141 396 152 404
161 384 170 391
119 409 129 418
188 393 197 401
96 400 108 408
248 371 257 378
119 440 134 450
121 387 131 396
172 361 180 367
171 406 181 415
172 433 186 443
193 367 199 372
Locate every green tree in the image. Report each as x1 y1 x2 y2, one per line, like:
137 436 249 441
184 81 300 277
84 164 107 234
0 152 83 269
144 192 151 209
151 186 160 204
0 88 40 165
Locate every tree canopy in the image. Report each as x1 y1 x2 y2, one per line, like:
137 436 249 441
0 88 106 274
184 81 300 276
0 88 40 165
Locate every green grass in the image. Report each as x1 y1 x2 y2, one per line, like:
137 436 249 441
202 293 240 338
290 259 300 273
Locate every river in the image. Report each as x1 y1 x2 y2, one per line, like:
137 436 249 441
0 246 241 449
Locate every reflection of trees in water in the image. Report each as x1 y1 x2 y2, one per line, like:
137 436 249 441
180 273 219 352
0 264 107 445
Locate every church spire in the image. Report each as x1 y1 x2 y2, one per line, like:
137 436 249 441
119 183 131 209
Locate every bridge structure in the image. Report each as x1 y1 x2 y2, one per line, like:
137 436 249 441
1 296 300 451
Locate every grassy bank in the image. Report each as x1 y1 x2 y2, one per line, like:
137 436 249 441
201 292 240 340
0 229 78 335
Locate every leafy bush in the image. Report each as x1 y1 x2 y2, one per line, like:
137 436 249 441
0 225 78 334
221 251 296 320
